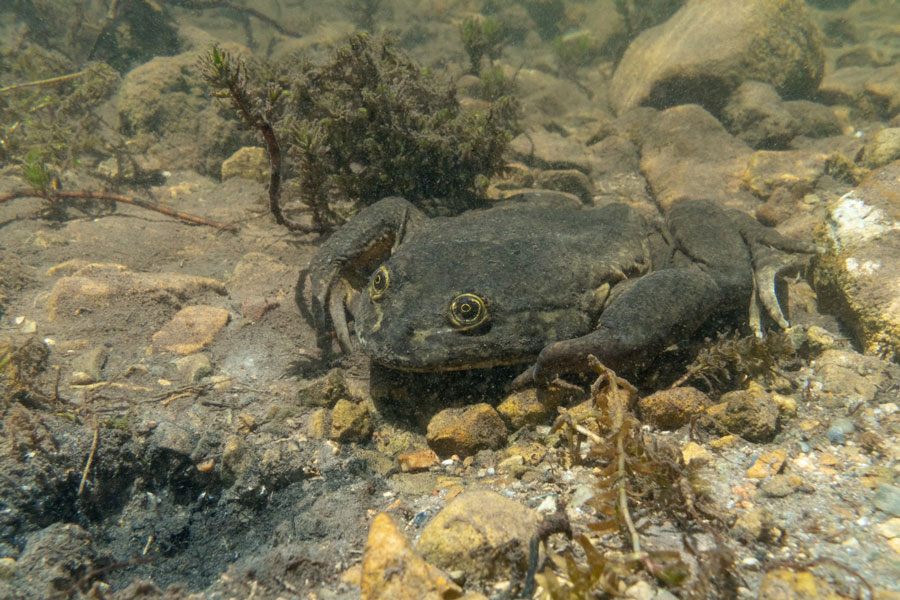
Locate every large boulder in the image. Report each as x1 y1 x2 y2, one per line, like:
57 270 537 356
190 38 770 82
811 162 900 362
610 0 824 115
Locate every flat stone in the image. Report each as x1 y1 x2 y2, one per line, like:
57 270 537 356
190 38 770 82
426 403 507 458
811 163 900 362
758 567 838 599
873 483 900 517
610 0 824 115
718 383 780 442
640 105 757 212
296 368 350 408
681 441 711 465
398 448 439 473
874 517 900 539
46 263 226 323
360 513 462 600
509 128 595 173
417 490 537 582
747 448 787 478
175 353 213 382
819 64 900 121
151 305 230 355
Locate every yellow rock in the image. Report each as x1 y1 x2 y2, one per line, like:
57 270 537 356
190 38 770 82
747 448 787 479
330 398 373 443
758 568 840 599
417 490 536 582
360 513 462 600
426 403 507 458
638 386 708 429
221 146 270 183
682 441 711 465
151 305 230 354
710 434 738 450
496 388 557 429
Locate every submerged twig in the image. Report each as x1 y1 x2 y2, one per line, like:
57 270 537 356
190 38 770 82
0 189 236 231
78 424 99 496
0 71 85 94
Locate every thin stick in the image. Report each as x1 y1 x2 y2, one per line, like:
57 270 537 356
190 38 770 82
0 71 85 94
0 189 237 231
172 1 301 37
78 425 99 496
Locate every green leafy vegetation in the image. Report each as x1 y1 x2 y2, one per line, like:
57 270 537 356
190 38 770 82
459 15 508 75
199 33 519 231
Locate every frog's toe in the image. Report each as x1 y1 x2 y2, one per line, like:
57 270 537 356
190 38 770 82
751 247 811 332
327 279 355 352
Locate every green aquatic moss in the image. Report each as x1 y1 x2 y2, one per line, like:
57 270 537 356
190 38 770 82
200 33 518 230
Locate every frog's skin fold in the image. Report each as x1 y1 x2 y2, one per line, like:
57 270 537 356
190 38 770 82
298 193 816 386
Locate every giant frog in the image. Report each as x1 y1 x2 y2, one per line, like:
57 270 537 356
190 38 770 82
299 194 816 386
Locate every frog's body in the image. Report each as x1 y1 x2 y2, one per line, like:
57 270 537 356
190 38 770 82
300 195 815 385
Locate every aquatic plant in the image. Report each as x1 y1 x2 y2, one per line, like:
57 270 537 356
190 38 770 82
529 360 736 598
459 15 508 75
200 33 519 231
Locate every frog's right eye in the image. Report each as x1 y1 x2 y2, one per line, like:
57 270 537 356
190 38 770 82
369 265 389 300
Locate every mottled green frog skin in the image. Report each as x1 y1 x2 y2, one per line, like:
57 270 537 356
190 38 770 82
301 195 815 385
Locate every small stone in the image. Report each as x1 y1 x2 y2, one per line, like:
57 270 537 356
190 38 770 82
330 399 373 443
639 386 708 429
360 513 462 600
221 146 270 183
417 490 537 582
873 483 900 517
297 368 350 408
307 408 329 439
710 434 738 450
398 448 439 473
772 393 798 418
222 436 250 477
760 474 798 498
496 388 559 429
747 448 787 479
426 403 507 458
682 441 711 465
861 127 900 168
759 568 836 599
175 353 213 382
624 580 655 600
718 383 780 442
71 345 107 383
0 557 16 580
874 517 900 539
236 412 256 434
731 507 766 542
151 305 230 355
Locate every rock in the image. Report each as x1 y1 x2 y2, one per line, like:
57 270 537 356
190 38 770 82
638 386 708 429
330 399 373 443
221 146 270 183
813 349 895 405
175 353 213 382
731 507 767 542
861 128 900 169
826 417 855 445
46 263 226 324
151 305 230 355
15 523 96 598
398 448 439 473
360 513 462 600
609 0 824 115
740 149 828 201
508 128 595 173
307 408 330 439
811 164 900 362
496 388 561 429
717 384 780 442
873 483 900 517
226 252 295 317
722 81 800 150
746 448 787 478
681 441 711 465
426 403 507 458
534 169 595 203
297 368 351 408
70 345 107 385
417 490 537 582
818 64 900 121
760 474 799 497
117 50 245 174
758 567 838 599
640 105 757 212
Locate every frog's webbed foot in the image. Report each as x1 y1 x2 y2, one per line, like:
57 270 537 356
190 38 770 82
729 210 821 334
298 197 426 355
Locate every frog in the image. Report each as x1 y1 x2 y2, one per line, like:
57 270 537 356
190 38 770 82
298 193 816 387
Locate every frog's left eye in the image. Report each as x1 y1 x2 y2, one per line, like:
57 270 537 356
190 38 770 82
449 293 488 330
369 266 389 300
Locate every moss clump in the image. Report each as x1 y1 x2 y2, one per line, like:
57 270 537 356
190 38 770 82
200 34 518 230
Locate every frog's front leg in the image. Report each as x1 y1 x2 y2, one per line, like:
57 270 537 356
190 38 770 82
512 267 720 387
298 197 426 355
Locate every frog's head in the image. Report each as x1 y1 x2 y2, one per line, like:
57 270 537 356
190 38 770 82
353 238 593 372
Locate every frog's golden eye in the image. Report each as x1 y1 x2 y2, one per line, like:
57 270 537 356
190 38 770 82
449 293 488 329
369 266 389 300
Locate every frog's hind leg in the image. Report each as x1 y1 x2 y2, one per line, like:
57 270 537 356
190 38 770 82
515 266 721 386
